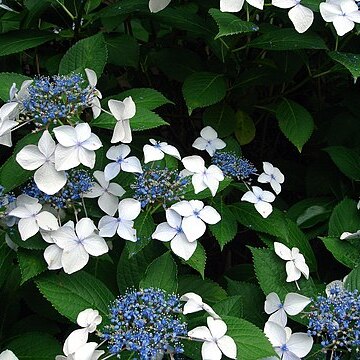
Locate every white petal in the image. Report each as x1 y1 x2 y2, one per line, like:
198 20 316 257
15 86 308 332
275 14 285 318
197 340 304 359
0 350 19 360
182 216 206 242
82 235 109 256
270 179 282 195
111 121 125 143
152 222 177 242
199 206 221 224
264 292 282 314
108 183 126 197
78 147 96 169
122 97 136 119
274 242 293 260
200 126 218 141
192 137 208 151
210 138 226 151
166 209 182 228
62 245 89 274
16 145 45 170
333 15 355 36
0 102 18 118
38 130 56 158
52 226 77 249
272 0 298 8
255 201 273 218
264 321 287 347
188 326 212 341
258 173 272 184
121 156 143 173
203 171 222 196
220 0 244 12
63 328 88 356
294 258 309 279
272 167 285 183
202 341 222 360
93 170 108 188
76 218 96 239
18 217 39 240
81 133 102 151
170 200 194 217
74 123 92 144
286 261 302 282
34 162 67 195
183 299 204 314
320 2 342 21
106 144 131 161
161 144 181 160
170 233 197 260
192 173 207 194
83 183 104 199
108 99 125 121
247 0 264 9
149 0 171 12
55 145 80 171
118 198 141 220
36 211 59 231
104 162 121 181
241 190 258 204
117 221 137 242
288 5 314 33
85 68 98 87
182 155 205 173
44 244 63 270
91 97 102 119
287 333 314 357
207 317 227 339
143 144 164 163
53 125 77 147
98 216 118 238
9 205 32 219
284 293 311 315
261 190 276 203
217 335 237 359
269 308 288 327
73 342 99 360
77 308 101 329
98 192 119 216
122 119 132 143
340 0 358 13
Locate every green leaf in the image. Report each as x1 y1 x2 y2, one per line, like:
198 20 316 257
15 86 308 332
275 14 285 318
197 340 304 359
324 146 360 181
185 242 206 278
140 252 178 293
17 249 47 285
117 241 166 293
328 199 360 237
329 51 360 81
97 0 148 18
203 103 236 137
212 296 243 317
36 271 115 322
0 232 15 288
91 107 169 131
249 29 327 51
209 200 238 250
276 98 314 151
106 34 139 68
6 332 61 360
301 0 322 11
230 202 317 271
59 33 108 77
209 8 258 39
222 316 276 359
182 72 227 114
0 30 55 57
234 110 256 146
345 266 360 291
321 237 360 268
0 72 31 101
178 275 227 303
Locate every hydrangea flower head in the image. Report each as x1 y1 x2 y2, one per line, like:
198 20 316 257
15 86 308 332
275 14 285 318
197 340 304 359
308 285 360 354
101 288 188 359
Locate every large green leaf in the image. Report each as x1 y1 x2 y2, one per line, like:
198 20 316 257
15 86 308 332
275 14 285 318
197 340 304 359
203 103 236 137
182 72 227 114
329 51 360 81
140 252 178 293
17 249 47 285
276 98 314 151
0 30 54 57
0 72 31 101
324 146 360 181
249 29 327 50
106 34 139 68
209 8 258 38
345 266 360 291
97 0 148 18
0 231 15 288
185 242 206 278
36 271 115 322
222 316 276 359
59 33 108 77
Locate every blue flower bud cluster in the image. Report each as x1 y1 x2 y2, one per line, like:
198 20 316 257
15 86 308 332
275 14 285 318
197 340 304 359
101 288 188 360
212 151 257 180
0 185 15 216
21 74 96 126
22 169 93 209
131 167 189 208
308 285 360 357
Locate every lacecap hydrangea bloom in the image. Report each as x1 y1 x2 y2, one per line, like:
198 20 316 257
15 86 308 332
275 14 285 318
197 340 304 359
308 285 360 356
101 288 188 359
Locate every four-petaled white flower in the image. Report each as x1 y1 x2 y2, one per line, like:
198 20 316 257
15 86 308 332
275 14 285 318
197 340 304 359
104 144 143 181
108 97 136 144
188 317 237 360
149 0 171 12
77 308 102 333
16 130 67 195
220 0 264 12
0 102 18 147
171 200 221 242
85 68 102 119
143 139 181 163
9 198 59 240
182 155 224 197
192 126 226 157
258 162 285 195
98 198 141 242
83 170 125 216
272 0 314 33
0 350 19 360
320 0 360 36
340 230 360 240
180 292 220 319
54 123 102 171
152 209 197 260
264 321 313 360
265 292 311 327
274 242 309 286
52 218 108 274
241 186 275 218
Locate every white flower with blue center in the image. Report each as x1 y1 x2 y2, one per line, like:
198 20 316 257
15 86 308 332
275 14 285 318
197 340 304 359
77 308 102 333
188 317 237 360
170 200 221 242
83 170 125 216
85 68 102 119
16 130 67 195
152 209 197 260
241 186 275 218
192 126 226 157
98 198 141 242
258 162 285 195
143 139 181 163
264 321 313 360
104 144 143 181
149 0 171 12
54 123 102 171
265 292 311 327
0 102 19 147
